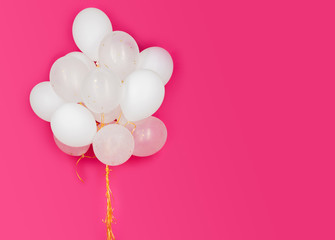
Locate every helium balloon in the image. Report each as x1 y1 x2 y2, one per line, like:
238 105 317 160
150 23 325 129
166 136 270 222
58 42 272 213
30 81 66 122
54 135 90 156
66 51 96 70
120 69 165 121
138 47 173 85
132 116 167 157
99 31 139 80
81 67 122 113
50 56 90 102
93 124 134 166
51 103 97 147
72 8 112 61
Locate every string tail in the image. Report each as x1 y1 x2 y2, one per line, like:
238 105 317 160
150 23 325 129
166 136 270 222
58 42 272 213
76 155 96 182
105 165 115 240
76 155 85 182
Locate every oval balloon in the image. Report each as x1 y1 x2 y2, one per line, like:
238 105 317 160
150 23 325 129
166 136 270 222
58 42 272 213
120 69 165 122
50 56 90 102
99 31 139 80
138 47 173 85
81 67 122 113
72 8 112 61
30 81 66 122
51 103 97 147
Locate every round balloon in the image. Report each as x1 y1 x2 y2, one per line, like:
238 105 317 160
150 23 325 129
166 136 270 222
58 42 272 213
132 116 167 157
72 8 112 61
81 67 122 113
120 69 165 121
50 56 90 102
30 82 66 122
99 31 139 80
54 135 90 156
93 124 134 166
138 47 173 85
66 51 96 70
51 103 97 147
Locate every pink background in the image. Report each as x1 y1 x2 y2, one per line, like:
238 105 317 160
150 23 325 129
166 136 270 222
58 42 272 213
1 0 335 239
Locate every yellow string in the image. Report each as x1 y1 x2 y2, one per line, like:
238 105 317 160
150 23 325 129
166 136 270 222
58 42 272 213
98 113 105 130
98 112 116 240
76 154 96 182
74 109 116 239
105 165 115 240
125 121 137 134
116 113 122 124
76 155 85 182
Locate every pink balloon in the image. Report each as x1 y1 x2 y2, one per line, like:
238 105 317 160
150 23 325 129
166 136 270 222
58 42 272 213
132 116 167 157
53 135 90 156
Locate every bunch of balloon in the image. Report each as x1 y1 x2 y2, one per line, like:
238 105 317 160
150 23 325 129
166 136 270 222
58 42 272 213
29 8 173 240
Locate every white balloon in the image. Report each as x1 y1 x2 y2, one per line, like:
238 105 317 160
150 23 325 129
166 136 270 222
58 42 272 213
54 135 90 156
99 31 139 80
50 56 90 102
66 51 96 70
81 67 122 113
72 8 112 61
120 70 165 122
93 124 134 166
138 47 173 85
30 82 66 122
92 105 122 123
51 103 97 147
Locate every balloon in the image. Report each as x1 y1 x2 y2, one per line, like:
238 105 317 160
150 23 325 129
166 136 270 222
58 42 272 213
93 124 134 166
66 51 96 70
138 47 173 85
132 116 167 157
81 67 122 113
92 105 122 123
51 103 97 147
99 31 139 80
120 70 165 121
72 8 112 61
50 56 90 102
30 81 66 122
53 135 90 156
